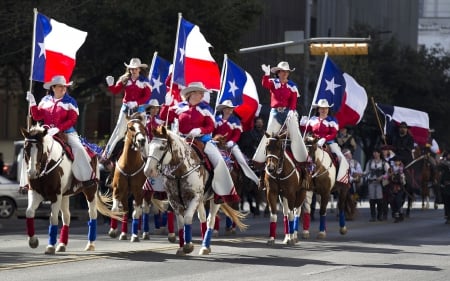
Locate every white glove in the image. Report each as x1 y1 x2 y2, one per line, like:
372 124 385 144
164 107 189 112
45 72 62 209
300 116 309 126
47 127 60 136
127 101 138 109
165 94 174 106
188 128 202 137
105 76 114 86
261 64 270 75
317 138 326 147
226 141 234 148
26 91 36 106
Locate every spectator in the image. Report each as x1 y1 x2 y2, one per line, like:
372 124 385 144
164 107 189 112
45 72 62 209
238 117 265 160
336 126 357 153
388 156 406 223
343 148 363 200
389 122 414 165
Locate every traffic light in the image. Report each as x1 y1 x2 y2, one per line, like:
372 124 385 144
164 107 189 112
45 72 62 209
309 43 368 56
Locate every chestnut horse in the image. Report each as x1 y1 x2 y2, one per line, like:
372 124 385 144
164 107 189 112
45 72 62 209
145 126 247 255
108 113 149 242
304 135 352 238
21 124 119 254
263 132 309 245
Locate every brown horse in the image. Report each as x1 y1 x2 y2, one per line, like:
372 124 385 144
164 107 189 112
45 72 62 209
108 113 149 242
21 124 120 254
304 135 352 238
263 132 309 245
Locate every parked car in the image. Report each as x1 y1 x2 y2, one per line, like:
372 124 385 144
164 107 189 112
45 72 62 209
0 175 29 218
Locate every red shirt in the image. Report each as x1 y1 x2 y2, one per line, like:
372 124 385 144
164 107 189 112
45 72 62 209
214 114 242 143
303 116 339 142
108 77 151 105
262 75 299 110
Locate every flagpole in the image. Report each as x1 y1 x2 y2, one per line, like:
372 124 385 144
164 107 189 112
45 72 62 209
371 97 387 145
27 8 38 129
148 51 158 86
166 13 182 126
214 54 228 116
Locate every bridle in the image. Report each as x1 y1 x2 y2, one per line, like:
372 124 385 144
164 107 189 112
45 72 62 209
24 136 64 178
265 137 297 181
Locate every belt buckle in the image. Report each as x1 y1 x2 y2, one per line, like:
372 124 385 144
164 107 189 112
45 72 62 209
276 107 285 113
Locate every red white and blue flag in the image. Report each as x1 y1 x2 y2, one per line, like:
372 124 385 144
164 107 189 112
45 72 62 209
376 103 430 146
217 57 260 131
312 54 368 128
31 12 87 83
149 52 171 106
172 17 220 91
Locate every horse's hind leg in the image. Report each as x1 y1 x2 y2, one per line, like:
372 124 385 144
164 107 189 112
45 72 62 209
45 197 62 255
131 200 143 243
84 191 98 251
56 196 71 252
141 199 151 240
336 184 348 235
317 192 329 239
199 202 219 255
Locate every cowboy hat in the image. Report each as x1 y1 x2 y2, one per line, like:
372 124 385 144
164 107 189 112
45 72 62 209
216 100 236 111
43 75 73 90
312 99 333 108
270 61 295 73
124 58 148 69
180 82 209 98
147 99 160 107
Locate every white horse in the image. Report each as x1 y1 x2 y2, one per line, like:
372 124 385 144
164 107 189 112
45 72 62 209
144 126 247 256
21 124 118 254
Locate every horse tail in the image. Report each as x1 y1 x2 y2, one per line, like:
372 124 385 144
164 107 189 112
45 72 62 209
219 203 248 231
95 191 123 221
344 189 357 220
151 197 169 213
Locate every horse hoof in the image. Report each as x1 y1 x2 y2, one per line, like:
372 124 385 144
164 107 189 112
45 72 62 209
282 237 290 245
130 235 140 242
45 246 56 255
28 236 39 249
340 226 348 235
142 232 150 240
56 243 66 252
317 232 327 239
84 243 95 251
168 233 176 243
108 228 118 238
213 230 219 237
119 233 128 240
266 238 275 246
176 248 186 256
301 231 310 239
183 243 194 254
199 247 211 255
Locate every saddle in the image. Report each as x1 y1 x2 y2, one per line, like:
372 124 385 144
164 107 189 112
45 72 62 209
185 138 214 193
322 144 339 168
53 133 97 161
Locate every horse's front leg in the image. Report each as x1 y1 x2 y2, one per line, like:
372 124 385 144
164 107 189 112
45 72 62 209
300 191 313 239
84 192 98 251
56 196 71 252
199 201 219 255
26 190 44 249
175 213 185 256
181 196 201 255
336 184 348 235
45 195 63 255
280 197 295 245
108 197 121 238
267 188 278 246
131 198 143 242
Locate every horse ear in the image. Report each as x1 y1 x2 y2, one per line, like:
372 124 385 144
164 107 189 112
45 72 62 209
20 127 29 138
264 131 270 138
161 125 167 135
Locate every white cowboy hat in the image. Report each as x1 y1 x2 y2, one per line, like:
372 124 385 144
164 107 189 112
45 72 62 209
147 99 160 107
216 100 236 111
270 61 295 73
43 75 73 90
124 58 148 69
180 82 210 98
312 99 333 108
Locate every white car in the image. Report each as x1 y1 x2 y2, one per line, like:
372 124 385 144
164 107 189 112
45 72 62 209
0 175 28 218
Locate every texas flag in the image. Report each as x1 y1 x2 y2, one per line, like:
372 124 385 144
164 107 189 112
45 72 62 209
217 57 260 131
32 12 87 83
149 52 171 105
312 54 368 128
173 17 220 91
376 103 430 146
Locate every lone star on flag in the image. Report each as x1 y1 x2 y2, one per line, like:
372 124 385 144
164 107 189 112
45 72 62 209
227 80 239 98
325 77 341 94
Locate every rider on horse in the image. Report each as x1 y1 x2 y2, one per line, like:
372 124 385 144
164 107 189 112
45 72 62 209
25 75 96 189
103 58 151 160
214 100 259 186
301 99 350 184
160 82 240 204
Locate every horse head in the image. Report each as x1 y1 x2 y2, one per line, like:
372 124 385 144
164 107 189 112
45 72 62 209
264 131 290 175
20 124 53 179
304 134 319 163
125 112 148 156
145 125 172 178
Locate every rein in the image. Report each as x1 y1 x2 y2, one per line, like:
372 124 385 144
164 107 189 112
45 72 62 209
25 137 65 177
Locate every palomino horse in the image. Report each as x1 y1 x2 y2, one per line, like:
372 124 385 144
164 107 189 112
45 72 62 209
263 132 309 245
304 135 352 238
21 124 119 254
145 126 247 255
108 113 149 242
